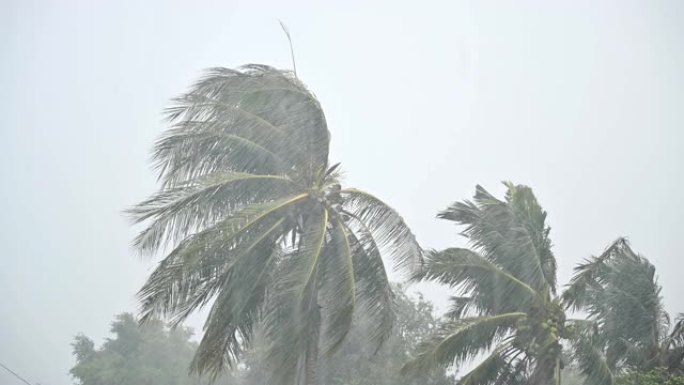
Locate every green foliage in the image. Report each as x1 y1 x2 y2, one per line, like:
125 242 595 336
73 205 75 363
72 291 453 385
564 240 684 377
405 183 683 385
616 368 684 385
405 183 565 385
128 65 422 383
70 313 237 385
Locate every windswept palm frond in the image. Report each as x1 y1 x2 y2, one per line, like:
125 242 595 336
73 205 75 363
456 343 517 385
570 334 614 385
562 238 671 375
340 189 423 273
403 313 525 375
127 171 296 254
342 218 396 350
438 183 554 296
319 218 356 354
156 65 329 186
415 248 542 316
562 237 635 312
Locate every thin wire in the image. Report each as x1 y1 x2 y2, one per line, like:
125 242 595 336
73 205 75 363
0 361 33 385
278 20 297 78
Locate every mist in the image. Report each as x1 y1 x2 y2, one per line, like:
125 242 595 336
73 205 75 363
2 1 683 384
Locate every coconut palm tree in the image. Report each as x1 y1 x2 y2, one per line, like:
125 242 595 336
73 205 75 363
563 239 684 378
128 65 422 385
403 183 681 385
402 183 567 385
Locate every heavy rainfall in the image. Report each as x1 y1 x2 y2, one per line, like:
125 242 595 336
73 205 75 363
2 1 683 385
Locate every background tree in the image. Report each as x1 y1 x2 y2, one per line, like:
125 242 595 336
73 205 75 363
72 288 454 385
70 313 238 385
127 65 422 385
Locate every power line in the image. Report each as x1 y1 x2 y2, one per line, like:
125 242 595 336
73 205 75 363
0 361 33 385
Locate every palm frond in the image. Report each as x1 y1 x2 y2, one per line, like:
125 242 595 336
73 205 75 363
562 238 634 311
281 205 329 298
262 250 322 385
190 240 279 379
157 65 329 186
340 218 395 351
416 248 541 315
438 184 554 295
340 188 423 273
153 122 288 182
137 195 305 325
319 218 356 354
445 296 472 320
127 171 296 254
457 343 516 385
562 239 668 372
503 182 557 292
570 332 614 385
403 312 525 375
668 314 684 348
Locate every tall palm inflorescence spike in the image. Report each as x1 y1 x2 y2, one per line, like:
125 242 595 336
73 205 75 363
128 65 422 385
404 182 680 385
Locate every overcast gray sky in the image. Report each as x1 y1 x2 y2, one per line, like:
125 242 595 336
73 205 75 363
2 1 683 384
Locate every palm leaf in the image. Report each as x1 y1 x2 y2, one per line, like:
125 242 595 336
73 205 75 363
403 312 526 374
159 65 329 185
137 195 306 324
190 239 279 379
439 184 553 295
319 218 356 354
128 171 295 254
457 343 515 385
342 219 395 351
340 188 422 273
416 248 541 315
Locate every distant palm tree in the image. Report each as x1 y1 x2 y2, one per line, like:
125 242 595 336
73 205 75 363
403 183 676 385
128 65 422 385
564 239 684 377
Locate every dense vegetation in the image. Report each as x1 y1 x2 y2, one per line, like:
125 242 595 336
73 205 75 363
71 290 454 385
105 64 683 385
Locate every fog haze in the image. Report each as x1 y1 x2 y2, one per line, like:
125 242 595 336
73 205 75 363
2 1 683 384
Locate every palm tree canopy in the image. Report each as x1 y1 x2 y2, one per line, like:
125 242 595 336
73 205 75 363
404 183 564 385
563 238 684 376
127 65 422 382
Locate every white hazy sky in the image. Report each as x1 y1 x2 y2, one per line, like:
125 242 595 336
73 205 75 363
2 1 683 384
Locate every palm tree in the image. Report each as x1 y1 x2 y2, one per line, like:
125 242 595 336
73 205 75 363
403 183 567 385
128 65 422 385
403 183 681 385
563 239 684 378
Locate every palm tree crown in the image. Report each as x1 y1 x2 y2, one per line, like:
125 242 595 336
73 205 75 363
404 183 565 385
404 183 682 385
128 65 422 384
564 239 684 378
